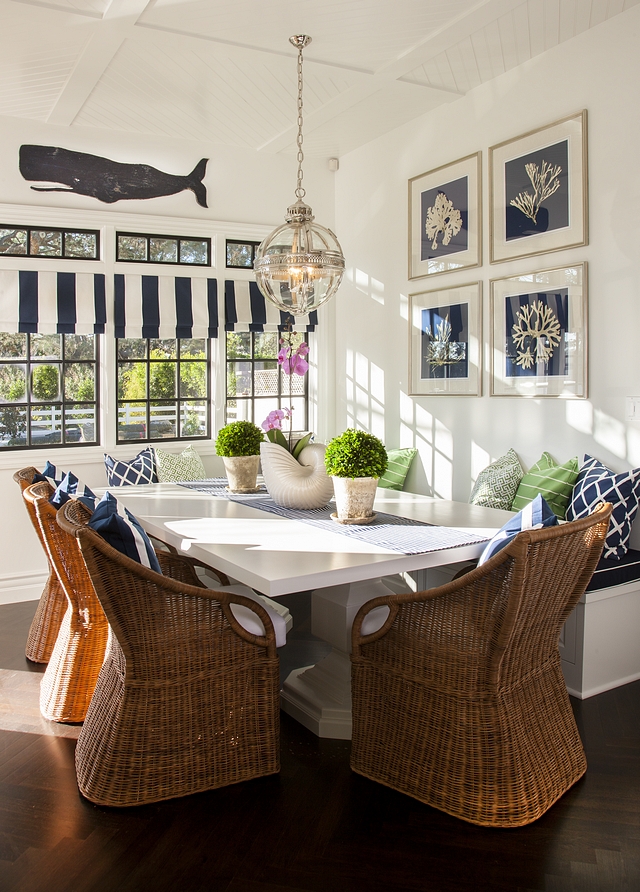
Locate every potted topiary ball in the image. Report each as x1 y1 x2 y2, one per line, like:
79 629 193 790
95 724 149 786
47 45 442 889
324 429 388 523
215 421 264 493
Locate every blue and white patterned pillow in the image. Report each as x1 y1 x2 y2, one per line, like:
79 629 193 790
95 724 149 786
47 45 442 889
104 447 157 486
34 461 65 489
50 472 97 510
478 494 558 565
88 492 161 573
566 455 640 560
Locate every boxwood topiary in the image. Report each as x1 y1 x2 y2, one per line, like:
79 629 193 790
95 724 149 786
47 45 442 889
324 429 388 479
215 421 264 457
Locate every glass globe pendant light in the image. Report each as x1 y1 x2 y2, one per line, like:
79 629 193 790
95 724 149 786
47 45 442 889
255 35 345 316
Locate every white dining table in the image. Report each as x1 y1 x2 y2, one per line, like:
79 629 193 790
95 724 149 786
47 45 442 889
113 482 514 739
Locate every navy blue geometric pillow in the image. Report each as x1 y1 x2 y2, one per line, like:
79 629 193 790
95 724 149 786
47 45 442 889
566 455 640 560
34 461 65 489
104 447 157 486
50 472 97 510
88 492 161 573
478 493 558 565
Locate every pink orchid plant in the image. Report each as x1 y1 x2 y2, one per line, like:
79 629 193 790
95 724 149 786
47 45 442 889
261 332 313 458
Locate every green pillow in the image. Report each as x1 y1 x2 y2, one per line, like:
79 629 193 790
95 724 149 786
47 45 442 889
511 452 579 519
378 448 418 490
469 448 523 510
154 444 207 483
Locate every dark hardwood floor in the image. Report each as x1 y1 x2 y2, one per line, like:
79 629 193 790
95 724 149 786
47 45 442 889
0 596 638 892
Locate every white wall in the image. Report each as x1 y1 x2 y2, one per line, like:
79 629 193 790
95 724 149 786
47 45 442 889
333 6 640 503
0 118 337 603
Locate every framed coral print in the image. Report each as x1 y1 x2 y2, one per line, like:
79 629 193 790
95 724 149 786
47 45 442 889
409 282 482 396
409 152 481 280
490 263 587 398
489 111 587 263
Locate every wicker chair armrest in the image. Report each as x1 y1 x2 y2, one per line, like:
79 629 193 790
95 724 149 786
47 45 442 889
76 526 279 658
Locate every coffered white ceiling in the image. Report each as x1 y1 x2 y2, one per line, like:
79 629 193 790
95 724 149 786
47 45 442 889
1 0 637 157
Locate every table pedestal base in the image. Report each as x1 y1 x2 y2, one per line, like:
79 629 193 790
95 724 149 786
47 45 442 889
280 576 412 739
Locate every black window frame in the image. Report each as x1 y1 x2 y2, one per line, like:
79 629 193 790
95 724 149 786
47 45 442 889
0 225 100 260
225 330 310 431
116 337 211 444
225 239 262 269
0 332 100 450
116 231 212 267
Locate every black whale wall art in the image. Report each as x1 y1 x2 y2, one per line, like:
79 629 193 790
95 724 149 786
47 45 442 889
19 145 209 207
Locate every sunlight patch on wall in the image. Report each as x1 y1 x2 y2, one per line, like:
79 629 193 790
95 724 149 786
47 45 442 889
471 440 491 489
627 427 640 466
344 348 385 437
566 400 594 435
350 268 385 305
400 292 409 321
594 409 627 459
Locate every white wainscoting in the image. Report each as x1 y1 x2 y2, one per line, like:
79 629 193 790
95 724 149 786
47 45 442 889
0 571 47 605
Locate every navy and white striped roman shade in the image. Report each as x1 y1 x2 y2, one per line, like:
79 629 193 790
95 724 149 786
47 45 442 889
0 269 106 334
114 274 219 339
224 280 318 332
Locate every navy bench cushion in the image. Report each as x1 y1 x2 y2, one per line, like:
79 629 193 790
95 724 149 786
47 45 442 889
587 549 640 592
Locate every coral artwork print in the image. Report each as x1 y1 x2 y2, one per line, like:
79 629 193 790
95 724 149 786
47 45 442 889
420 175 468 261
505 139 569 241
509 161 562 224
511 300 561 370
425 193 463 251
421 303 468 380
504 290 569 378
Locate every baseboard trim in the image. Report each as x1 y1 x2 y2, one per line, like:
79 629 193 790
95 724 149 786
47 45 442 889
0 571 47 605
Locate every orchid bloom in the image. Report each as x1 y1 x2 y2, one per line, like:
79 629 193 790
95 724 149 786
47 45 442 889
278 338 310 377
261 408 291 432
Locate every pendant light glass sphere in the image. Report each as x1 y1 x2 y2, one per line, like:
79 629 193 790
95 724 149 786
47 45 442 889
255 35 345 317
255 199 345 315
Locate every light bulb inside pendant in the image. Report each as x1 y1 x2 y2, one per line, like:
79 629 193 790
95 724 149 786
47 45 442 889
255 36 344 316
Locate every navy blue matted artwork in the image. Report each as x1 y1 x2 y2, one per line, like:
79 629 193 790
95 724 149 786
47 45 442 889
505 140 569 241
504 289 569 378
420 177 468 261
421 302 469 379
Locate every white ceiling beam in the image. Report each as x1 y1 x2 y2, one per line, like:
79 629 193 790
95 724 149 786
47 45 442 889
46 0 151 127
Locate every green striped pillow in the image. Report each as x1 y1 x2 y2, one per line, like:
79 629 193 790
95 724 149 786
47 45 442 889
378 448 418 490
511 452 579 518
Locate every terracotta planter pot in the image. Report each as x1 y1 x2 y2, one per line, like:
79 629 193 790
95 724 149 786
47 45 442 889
260 441 334 509
331 476 378 524
222 455 260 493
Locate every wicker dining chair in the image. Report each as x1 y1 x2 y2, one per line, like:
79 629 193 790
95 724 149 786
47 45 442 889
23 481 110 723
57 498 281 807
13 467 67 663
350 502 612 828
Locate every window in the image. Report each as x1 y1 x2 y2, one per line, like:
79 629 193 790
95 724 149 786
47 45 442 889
0 226 99 260
225 239 261 269
116 232 211 266
226 331 308 431
0 332 99 448
117 338 209 442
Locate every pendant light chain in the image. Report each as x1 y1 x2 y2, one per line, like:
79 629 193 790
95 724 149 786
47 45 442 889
295 43 306 201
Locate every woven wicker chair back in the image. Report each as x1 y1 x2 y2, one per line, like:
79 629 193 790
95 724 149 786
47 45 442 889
13 468 66 663
350 503 612 827
24 481 108 722
57 498 280 806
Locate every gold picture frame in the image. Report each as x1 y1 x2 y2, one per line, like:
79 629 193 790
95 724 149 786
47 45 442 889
409 282 482 396
489 111 588 264
490 263 587 398
408 152 481 280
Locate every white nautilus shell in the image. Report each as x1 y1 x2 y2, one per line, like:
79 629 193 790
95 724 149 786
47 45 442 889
260 441 334 509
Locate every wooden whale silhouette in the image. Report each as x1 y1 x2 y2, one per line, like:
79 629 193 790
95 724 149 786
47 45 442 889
19 145 208 207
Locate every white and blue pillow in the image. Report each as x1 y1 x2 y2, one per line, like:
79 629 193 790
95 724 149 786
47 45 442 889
478 494 558 565
566 455 640 560
104 447 157 486
88 492 161 573
34 461 65 489
50 472 97 510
